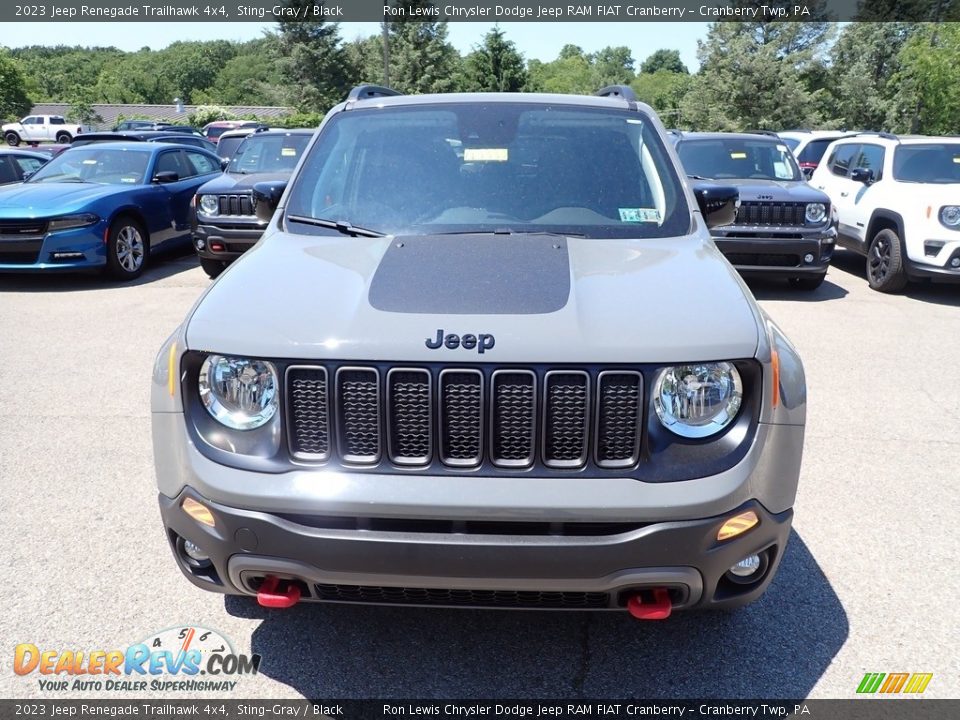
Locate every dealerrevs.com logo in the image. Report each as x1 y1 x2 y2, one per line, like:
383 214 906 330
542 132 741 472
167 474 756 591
856 672 933 695
14 626 260 693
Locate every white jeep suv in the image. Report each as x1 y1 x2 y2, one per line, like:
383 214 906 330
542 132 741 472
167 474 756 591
810 132 960 292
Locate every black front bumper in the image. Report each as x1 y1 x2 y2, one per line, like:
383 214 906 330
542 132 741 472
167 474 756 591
193 219 265 261
159 487 793 612
714 227 836 279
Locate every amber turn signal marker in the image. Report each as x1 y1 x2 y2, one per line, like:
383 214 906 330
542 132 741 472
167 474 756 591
182 497 216 528
770 349 780 409
167 342 177 397
717 510 759 542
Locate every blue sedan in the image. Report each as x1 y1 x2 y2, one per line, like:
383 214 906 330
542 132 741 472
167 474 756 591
0 142 222 280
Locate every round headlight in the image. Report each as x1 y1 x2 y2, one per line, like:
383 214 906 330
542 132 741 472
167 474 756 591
940 205 960 228
198 355 278 430
805 203 826 224
199 195 219 216
653 363 743 439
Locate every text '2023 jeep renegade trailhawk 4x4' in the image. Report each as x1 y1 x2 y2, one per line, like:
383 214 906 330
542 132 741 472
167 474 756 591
151 86 806 619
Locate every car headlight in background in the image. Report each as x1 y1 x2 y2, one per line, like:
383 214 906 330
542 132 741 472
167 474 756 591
198 195 220 216
653 362 743 438
805 203 826 224
198 355 278 430
47 213 99 232
939 205 960 229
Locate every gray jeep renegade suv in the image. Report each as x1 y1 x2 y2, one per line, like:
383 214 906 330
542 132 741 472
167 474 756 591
151 85 806 618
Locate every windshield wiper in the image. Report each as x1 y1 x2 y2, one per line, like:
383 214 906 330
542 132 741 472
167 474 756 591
687 174 712 181
287 215 384 237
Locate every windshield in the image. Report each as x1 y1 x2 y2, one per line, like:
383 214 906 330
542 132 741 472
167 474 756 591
285 103 687 239
893 144 960 183
27 148 149 185
228 134 310 174
217 135 246 160
678 138 801 181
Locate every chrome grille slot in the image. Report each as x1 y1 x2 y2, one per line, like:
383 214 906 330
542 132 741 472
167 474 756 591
543 371 589 468
439 369 483 467
491 370 536 467
387 368 432 465
595 371 643 468
286 367 330 459
335 367 381 463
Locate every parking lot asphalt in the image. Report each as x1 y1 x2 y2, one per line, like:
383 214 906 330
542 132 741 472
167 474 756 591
0 246 957 700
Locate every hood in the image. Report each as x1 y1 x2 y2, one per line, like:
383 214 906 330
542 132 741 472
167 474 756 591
0 182 124 215
186 232 762 364
731 179 829 204
198 171 291 194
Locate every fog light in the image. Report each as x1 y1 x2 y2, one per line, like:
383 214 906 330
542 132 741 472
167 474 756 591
804 253 815 263
182 540 209 563
951 257 960 268
52 252 85 260
195 238 205 251
182 497 215 527
717 510 759 541
729 554 761 578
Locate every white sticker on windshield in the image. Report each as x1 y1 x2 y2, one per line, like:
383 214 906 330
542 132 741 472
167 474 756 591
464 148 508 162
619 208 661 223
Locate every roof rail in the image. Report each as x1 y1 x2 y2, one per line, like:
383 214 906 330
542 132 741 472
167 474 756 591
346 85 403 102
850 130 899 140
746 130 781 137
596 85 638 103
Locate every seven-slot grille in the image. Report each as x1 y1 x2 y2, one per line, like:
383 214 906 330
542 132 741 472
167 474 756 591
217 194 255 216
735 201 808 226
286 365 644 470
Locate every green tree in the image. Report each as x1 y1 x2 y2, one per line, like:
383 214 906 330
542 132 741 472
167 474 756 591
344 34 386 85
827 23 917 131
892 22 960 134
0 52 32 121
275 0 351 111
462 27 526 92
631 70 693 127
385 1 462 94
591 46 635 86
640 49 688 75
681 20 832 131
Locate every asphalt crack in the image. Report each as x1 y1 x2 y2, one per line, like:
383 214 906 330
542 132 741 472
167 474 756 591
571 614 593 697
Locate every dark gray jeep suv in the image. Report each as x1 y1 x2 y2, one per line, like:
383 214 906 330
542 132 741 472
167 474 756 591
674 132 837 290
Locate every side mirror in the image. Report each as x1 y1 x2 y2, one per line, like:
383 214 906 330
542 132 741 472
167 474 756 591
850 167 874 185
21 171 34 181
152 170 179 184
219 158 229 171
252 180 287 223
693 183 739 229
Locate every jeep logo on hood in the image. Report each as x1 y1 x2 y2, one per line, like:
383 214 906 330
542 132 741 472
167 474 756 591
426 329 495 353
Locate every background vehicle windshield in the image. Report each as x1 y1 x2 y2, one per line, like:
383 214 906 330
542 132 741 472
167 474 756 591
217 135 247 160
678 138 801 181
286 103 688 239
893 144 960 183
229 134 310 174
26 148 149 185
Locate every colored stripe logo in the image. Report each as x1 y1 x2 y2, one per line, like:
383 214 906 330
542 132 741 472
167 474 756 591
857 672 933 694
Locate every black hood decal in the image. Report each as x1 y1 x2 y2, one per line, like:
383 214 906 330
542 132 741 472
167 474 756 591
369 234 571 315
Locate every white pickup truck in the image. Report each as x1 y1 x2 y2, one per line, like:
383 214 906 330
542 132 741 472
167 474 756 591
2 115 93 146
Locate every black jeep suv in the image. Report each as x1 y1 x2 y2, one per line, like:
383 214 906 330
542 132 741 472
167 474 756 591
673 132 837 290
191 129 313 278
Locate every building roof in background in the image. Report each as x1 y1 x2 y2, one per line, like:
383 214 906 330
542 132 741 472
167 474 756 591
28 104 293 130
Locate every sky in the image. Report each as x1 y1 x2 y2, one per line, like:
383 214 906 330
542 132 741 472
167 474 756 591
7 21 707 70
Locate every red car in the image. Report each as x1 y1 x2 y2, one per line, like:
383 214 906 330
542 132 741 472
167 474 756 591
202 121 265 144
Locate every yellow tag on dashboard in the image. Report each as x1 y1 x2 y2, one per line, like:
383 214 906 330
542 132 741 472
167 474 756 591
730 152 747 159
281 148 297 157
464 148 508 162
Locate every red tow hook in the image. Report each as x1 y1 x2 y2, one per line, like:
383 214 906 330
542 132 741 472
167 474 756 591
627 588 672 620
256 575 301 609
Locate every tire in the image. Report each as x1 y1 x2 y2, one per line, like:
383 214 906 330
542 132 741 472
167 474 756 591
5 131 20 146
200 257 226 279
866 228 908 293
55 132 72 144
105 216 149 281
789 274 826 291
